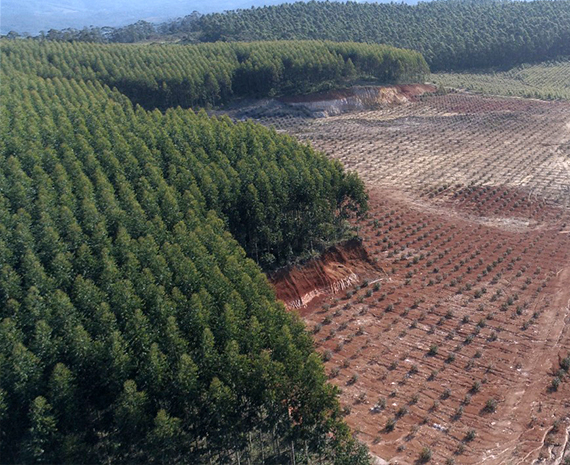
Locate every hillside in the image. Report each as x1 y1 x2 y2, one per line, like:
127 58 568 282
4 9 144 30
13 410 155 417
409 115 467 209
2 40 428 110
28 0 570 72
0 40 376 464
4 3 570 463
187 0 570 71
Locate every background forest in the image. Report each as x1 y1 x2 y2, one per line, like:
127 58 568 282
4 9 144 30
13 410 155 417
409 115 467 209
24 0 570 72
3 40 428 109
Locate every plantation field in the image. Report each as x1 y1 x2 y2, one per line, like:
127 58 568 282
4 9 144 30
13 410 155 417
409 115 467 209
432 60 570 100
259 94 570 208
261 94 570 463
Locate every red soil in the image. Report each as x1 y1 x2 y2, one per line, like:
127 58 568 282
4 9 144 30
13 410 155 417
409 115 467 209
270 238 381 312
423 185 563 225
273 186 570 464
397 84 438 101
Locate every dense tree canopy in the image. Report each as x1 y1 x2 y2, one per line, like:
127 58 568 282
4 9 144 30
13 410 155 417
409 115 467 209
20 0 570 72
2 40 428 110
187 0 570 71
0 41 370 464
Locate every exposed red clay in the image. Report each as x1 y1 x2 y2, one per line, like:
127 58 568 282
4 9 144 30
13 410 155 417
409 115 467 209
270 239 382 313
275 187 570 464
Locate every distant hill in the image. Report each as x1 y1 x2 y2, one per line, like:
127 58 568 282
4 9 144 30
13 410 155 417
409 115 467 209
11 0 570 73
1 0 195 35
184 0 570 71
0 0 420 35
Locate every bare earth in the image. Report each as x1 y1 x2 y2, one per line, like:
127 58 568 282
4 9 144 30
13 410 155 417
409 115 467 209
259 93 570 464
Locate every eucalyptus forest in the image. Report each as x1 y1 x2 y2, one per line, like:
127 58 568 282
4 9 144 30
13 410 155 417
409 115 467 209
0 38 424 464
33 0 570 72
2 0 570 464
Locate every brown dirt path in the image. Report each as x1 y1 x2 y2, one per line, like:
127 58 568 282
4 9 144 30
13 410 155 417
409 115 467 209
500 264 570 464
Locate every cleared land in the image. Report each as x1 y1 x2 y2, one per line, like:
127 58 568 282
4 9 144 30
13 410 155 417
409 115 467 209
432 60 570 100
259 93 570 463
259 94 570 208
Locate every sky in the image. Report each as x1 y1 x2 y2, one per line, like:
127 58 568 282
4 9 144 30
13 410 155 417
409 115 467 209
0 0 418 35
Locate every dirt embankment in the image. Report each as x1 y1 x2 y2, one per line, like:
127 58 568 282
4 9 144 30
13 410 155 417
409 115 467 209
281 84 436 117
270 239 381 311
220 84 436 120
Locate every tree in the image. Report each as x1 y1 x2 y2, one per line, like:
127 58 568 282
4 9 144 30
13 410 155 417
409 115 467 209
48 363 77 426
147 410 184 463
114 380 149 444
21 397 58 463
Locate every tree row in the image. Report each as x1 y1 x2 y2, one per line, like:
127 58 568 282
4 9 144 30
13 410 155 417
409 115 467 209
0 44 369 464
3 39 429 110
187 0 570 71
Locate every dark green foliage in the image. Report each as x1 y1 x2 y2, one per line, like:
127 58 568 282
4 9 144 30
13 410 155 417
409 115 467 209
2 40 428 110
2 40 370 269
20 0 570 72
184 0 570 71
0 42 369 464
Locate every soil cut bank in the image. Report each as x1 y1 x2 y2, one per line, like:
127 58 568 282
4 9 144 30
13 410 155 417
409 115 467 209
280 84 436 117
217 84 436 120
270 238 383 312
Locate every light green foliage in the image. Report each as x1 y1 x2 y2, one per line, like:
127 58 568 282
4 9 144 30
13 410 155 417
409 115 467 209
433 59 570 100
